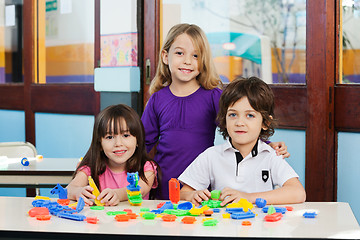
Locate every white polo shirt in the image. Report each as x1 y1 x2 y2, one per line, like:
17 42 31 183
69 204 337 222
178 139 299 193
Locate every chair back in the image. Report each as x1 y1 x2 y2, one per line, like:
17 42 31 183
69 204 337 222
0 142 37 158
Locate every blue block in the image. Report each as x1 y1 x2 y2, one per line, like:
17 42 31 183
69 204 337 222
178 201 193 210
231 211 255 219
76 197 85 213
226 207 244 214
57 212 86 221
262 206 287 214
303 212 317 218
255 198 267 208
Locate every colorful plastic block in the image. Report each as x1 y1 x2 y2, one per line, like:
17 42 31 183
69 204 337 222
169 178 180 204
203 219 219 226
57 212 86 221
181 216 197 224
21 157 29 166
28 207 49 217
303 212 317 218
115 214 130 222
127 172 141 191
264 212 283 222
231 211 255 220
211 190 221 200
36 215 51 221
50 183 68 199
262 206 287 214
242 220 252 226
177 201 193 210
76 197 85 213
255 198 267 208
88 176 104 206
142 212 156 220
162 214 177 222
86 217 99 224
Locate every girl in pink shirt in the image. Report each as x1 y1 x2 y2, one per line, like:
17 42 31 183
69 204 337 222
67 104 160 206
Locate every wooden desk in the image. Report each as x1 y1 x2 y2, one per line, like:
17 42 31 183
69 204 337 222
0 158 78 195
0 197 359 240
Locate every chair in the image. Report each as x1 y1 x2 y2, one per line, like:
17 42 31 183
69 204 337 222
0 142 37 158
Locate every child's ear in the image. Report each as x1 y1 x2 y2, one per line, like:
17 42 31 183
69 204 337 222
161 50 169 65
262 115 273 130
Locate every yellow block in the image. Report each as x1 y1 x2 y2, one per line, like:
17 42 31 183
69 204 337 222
34 196 50 200
126 189 141 196
88 176 104 206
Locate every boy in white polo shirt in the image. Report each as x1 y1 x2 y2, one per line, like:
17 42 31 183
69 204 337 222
178 77 306 206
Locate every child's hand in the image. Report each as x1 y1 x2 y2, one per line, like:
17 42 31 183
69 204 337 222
188 189 211 207
98 188 120 206
77 186 95 206
268 141 290 158
219 187 249 206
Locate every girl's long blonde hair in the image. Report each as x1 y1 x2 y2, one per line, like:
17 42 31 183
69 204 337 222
149 23 222 95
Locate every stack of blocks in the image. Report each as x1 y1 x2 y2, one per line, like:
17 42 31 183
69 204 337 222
126 172 143 206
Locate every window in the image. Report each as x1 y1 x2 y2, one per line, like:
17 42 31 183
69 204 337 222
162 0 306 84
0 1 23 83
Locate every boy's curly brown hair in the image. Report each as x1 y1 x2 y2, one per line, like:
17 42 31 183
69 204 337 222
216 76 277 141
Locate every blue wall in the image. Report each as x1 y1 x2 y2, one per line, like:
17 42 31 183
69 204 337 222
0 111 94 197
0 110 25 142
0 110 26 196
35 113 94 158
337 132 360 223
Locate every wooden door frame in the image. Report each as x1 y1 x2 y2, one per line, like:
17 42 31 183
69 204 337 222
142 0 360 201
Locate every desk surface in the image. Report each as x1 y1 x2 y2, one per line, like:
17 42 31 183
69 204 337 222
0 197 359 240
0 158 78 186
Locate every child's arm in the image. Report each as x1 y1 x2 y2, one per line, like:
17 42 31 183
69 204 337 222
269 141 290 158
66 171 96 206
180 184 212 206
97 170 157 206
219 177 306 206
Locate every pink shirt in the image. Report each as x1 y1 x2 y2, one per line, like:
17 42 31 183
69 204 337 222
79 161 157 200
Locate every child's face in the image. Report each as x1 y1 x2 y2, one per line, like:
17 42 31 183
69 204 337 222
101 119 137 172
226 97 265 153
162 33 200 85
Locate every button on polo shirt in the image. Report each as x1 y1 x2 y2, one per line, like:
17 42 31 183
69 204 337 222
178 139 299 194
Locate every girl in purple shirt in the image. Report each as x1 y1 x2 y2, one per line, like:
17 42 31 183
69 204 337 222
141 24 289 200
67 104 159 206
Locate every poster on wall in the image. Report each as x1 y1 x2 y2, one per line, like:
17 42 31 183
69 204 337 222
101 32 138 67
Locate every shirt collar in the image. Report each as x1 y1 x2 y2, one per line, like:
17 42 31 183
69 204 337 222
223 138 272 157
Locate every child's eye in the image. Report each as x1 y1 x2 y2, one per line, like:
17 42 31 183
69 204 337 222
228 113 237 118
175 51 183 56
105 135 113 140
247 114 255 118
123 134 131 138
193 54 198 59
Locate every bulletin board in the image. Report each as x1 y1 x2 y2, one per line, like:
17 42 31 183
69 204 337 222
101 32 138 67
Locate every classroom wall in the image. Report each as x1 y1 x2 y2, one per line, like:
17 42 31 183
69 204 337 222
35 113 94 158
0 109 26 196
0 109 25 142
337 132 360 223
0 111 94 197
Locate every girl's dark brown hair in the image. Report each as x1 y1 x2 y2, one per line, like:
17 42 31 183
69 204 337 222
74 104 161 197
216 76 276 141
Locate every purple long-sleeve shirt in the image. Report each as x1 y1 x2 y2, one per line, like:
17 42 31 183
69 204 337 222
141 86 222 199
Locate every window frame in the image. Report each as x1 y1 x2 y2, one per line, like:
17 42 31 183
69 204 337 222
0 0 100 144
